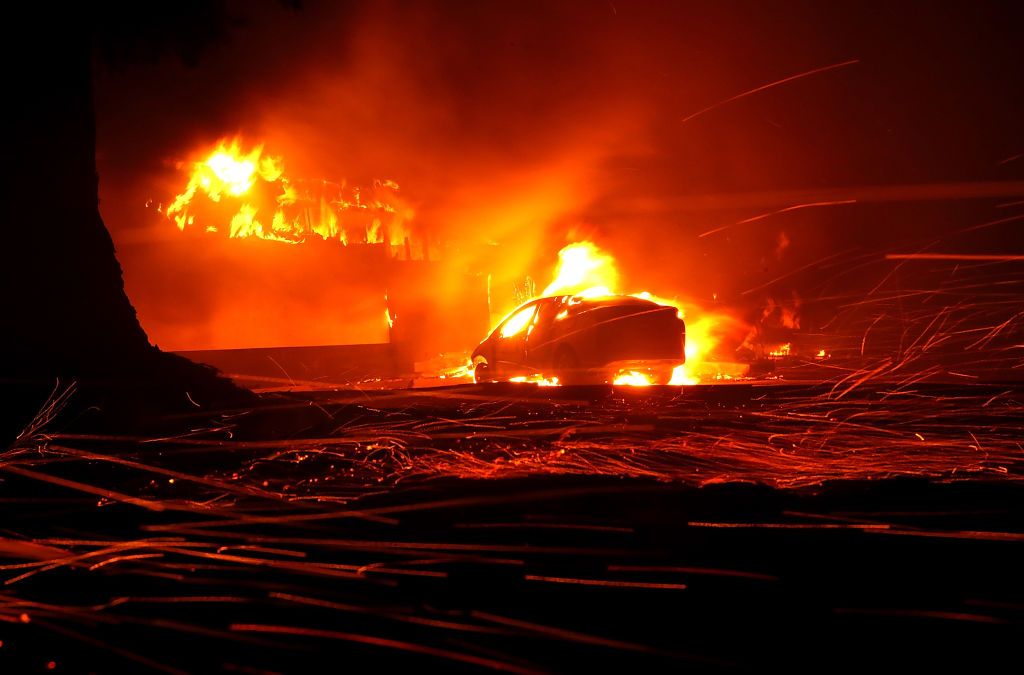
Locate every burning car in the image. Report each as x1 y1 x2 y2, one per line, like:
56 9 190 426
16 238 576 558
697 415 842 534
472 294 686 385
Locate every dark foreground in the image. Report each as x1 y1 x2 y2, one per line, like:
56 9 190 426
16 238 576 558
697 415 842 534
1 382 1022 672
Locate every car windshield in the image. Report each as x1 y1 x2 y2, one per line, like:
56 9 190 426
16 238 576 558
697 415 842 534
498 303 537 338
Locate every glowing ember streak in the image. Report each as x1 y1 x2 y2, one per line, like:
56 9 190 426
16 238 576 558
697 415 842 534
681 58 860 124
885 253 1024 261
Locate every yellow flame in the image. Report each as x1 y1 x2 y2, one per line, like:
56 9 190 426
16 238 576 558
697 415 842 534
509 375 560 386
500 305 536 338
167 137 410 249
613 371 653 386
532 241 749 385
205 148 262 196
542 241 620 297
229 203 260 238
631 291 684 320
674 315 750 383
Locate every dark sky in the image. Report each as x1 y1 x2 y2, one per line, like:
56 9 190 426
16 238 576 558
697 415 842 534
92 0 1024 349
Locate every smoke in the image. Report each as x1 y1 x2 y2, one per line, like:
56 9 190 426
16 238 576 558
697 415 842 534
96 1 656 348
248 2 660 308
94 1 1024 352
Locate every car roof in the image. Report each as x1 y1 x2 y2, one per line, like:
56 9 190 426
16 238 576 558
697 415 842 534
495 294 665 328
541 294 662 309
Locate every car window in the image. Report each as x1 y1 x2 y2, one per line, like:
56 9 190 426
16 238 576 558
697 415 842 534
527 297 562 341
499 304 537 338
534 297 561 325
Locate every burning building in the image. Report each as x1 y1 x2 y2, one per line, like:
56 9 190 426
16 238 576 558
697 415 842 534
142 137 489 384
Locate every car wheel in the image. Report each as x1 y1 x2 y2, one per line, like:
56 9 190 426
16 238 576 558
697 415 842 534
651 367 675 385
554 347 585 385
474 359 493 383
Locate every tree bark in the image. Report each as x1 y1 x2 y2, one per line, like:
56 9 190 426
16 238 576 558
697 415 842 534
1 15 245 431
5 29 152 375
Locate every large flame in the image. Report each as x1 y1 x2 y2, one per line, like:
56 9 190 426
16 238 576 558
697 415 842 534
534 241 748 386
542 241 619 298
165 138 412 249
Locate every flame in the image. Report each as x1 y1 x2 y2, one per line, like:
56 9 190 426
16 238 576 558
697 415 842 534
165 137 412 249
769 343 792 357
668 365 694 386
495 240 750 386
542 241 619 297
500 304 537 338
167 140 279 230
613 371 653 386
509 375 560 386
440 360 474 380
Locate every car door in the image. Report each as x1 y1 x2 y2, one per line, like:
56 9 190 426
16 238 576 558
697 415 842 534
492 301 537 377
525 296 564 369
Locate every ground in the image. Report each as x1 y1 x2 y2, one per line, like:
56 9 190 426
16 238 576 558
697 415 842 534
0 381 1021 672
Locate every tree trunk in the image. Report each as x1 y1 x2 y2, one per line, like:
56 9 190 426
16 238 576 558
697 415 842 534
2 18 245 437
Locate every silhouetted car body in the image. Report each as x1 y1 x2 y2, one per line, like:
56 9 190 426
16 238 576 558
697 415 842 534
472 295 686 384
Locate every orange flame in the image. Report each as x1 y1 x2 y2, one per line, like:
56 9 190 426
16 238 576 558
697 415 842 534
535 241 748 385
165 137 412 249
613 371 654 386
542 241 619 298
